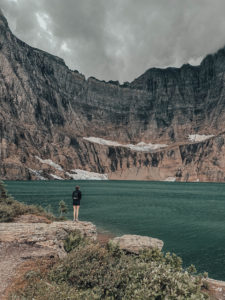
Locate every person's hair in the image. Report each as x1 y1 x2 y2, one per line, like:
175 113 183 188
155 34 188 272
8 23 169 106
75 185 80 190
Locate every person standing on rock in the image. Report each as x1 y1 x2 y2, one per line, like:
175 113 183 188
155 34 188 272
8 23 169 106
72 185 82 222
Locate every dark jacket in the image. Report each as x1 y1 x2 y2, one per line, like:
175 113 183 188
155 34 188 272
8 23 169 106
72 190 82 200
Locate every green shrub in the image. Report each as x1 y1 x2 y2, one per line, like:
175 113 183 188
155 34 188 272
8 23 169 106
64 231 85 253
12 231 209 300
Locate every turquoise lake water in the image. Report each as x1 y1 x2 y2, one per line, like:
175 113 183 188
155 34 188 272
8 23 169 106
5 180 225 280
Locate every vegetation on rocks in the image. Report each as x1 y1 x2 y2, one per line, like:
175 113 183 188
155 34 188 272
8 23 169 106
11 231 208 300
0 181 54 222
64 231 86 253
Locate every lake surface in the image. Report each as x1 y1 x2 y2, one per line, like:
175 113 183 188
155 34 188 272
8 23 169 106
5 180 225 280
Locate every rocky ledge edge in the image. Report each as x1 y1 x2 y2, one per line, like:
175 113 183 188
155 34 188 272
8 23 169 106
0 215 224 300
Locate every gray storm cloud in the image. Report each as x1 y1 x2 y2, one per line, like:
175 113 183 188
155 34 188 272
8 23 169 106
1 0 225 82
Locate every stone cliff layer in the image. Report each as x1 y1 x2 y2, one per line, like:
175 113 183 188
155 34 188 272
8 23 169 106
1 8 225 181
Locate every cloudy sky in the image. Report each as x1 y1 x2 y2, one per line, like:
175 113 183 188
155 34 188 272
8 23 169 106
1 0 225 82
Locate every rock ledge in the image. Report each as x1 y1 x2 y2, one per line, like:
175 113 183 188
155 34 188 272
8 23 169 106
0 221 97 258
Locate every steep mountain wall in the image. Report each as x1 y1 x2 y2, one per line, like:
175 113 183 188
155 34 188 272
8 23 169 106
1 9 225 181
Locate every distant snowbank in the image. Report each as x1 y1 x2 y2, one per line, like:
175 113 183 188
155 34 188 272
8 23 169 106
50 174 64 180
164 177 176 182
83 137 168 152
188 134 214 142
66 169 108 180
33 156 108 180
35 156 63 171
28 168 46 181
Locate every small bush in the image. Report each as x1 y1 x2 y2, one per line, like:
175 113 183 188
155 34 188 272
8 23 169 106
59 200 68 217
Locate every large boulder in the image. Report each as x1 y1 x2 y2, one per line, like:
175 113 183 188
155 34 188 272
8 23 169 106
110 234 163 254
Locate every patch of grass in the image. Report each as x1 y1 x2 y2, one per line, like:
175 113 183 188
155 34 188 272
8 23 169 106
0 181 54 222
11 231 209 300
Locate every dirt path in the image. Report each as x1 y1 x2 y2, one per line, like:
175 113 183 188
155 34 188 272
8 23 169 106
0 243 21 299
0 243 37 299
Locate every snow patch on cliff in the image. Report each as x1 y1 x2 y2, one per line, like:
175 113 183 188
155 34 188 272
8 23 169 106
35 156 63 171
50 174 64 180
128 141 168 151
28 168 47 180
188 134 214 142
66 169 108 180
34 156 108 180
83 137 121 147
164 177 176 182
83 137 168 152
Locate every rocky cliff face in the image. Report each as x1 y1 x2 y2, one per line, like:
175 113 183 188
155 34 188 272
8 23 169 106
1 8 225 181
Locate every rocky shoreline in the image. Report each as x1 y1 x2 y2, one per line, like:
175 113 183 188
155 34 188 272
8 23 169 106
0 215 225 299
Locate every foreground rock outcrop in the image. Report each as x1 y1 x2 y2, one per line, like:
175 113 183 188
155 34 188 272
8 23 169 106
1 9 225 181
